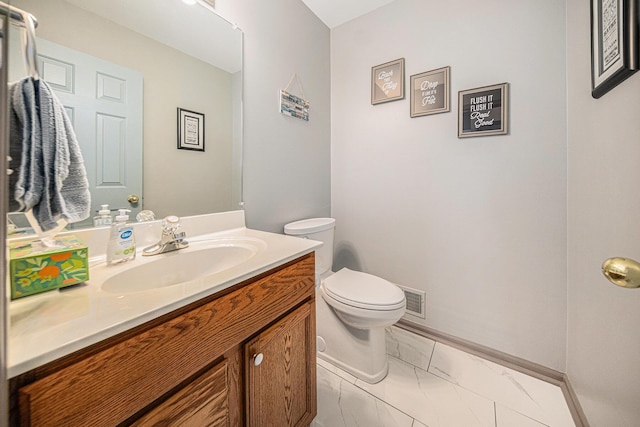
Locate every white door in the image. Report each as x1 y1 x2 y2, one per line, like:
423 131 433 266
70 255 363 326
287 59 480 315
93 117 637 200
11 37 144 228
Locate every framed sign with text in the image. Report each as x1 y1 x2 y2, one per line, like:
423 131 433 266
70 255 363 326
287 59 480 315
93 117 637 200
371 58 405 105
177 108 205 151
591 0 638 98
458 83 509 138
410 66 450 117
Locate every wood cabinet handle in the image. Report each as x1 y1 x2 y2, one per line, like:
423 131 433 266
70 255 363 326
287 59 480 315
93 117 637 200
252 353 263 366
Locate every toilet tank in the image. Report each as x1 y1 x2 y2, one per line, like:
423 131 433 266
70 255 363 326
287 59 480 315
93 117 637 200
284 218 335 277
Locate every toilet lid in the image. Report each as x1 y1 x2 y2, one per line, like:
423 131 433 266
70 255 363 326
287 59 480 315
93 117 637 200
322 268 405 310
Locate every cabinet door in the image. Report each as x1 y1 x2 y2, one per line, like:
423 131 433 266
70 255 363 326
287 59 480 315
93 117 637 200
245 301 317 427
132 359 230 427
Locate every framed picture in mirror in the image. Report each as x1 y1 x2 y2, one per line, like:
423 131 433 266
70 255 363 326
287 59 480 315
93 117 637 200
591 0 639 98
177 108 205 152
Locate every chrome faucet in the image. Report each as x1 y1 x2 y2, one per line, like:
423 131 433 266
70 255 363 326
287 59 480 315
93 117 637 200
142 215 189 256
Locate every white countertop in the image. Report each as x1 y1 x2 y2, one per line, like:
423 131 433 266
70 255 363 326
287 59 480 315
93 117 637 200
8 212 321 378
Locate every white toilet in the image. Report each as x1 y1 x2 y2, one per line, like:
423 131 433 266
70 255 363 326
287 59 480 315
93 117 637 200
284 218 406 384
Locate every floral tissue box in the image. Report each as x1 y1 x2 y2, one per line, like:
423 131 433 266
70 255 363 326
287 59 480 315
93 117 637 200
9 235 89 300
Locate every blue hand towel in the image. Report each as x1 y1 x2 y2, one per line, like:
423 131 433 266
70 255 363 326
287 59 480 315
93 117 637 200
9 76 91 231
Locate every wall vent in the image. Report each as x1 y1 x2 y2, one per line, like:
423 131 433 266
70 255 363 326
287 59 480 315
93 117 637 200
398 285 426 319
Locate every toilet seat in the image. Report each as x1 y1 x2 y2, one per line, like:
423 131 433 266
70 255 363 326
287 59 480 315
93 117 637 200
321 268 405 311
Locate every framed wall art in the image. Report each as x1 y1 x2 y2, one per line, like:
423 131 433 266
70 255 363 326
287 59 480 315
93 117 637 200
458 83 509 138
177 108 205 151
371 58 405 105
410 66 450 117
591 0 638 98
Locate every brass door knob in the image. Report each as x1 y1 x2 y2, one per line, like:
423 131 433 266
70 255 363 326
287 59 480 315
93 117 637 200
128 194 140 204
602 257 640 288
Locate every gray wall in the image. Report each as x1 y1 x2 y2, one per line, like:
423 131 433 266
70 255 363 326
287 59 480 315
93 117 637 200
216 0 331 233
331 0 568 371
566 0 640 424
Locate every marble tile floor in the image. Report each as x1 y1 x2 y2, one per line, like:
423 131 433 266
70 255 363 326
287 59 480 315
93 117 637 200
312 326 575 427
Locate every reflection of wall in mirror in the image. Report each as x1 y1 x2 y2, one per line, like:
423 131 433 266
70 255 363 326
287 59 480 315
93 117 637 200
9 0 240 224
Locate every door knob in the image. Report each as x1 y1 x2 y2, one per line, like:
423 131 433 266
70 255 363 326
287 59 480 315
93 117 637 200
252 353 263 366
602 257 640 288
128 194 140 204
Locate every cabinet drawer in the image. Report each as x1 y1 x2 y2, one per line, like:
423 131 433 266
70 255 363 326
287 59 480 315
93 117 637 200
16 254 314 427
132 359 229 427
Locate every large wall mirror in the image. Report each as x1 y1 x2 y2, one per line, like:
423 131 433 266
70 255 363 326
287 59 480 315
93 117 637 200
7 0 243 232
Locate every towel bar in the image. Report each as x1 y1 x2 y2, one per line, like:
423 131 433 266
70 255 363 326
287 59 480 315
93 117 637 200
0 1 39 79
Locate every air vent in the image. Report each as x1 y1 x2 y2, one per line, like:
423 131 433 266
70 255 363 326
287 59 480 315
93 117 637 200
398 285 426 319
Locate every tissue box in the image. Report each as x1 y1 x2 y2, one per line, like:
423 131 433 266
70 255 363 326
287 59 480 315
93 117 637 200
9 235 89 300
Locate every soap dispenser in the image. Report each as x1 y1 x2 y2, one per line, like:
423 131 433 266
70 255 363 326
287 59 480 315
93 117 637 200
106 209 136 265
93 204 113 227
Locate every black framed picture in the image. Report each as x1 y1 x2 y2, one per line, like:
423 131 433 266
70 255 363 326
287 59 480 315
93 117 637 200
591 0 639 98
410 66 450 117
371 58 405 105
458 83 509 138
177 108 205 152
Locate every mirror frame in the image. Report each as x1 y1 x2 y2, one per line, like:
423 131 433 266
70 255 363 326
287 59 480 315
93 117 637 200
1 7 10 424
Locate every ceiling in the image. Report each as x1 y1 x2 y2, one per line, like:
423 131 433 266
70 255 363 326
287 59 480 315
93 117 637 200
64 0 242 73
301 0 396 28
60 0 391 71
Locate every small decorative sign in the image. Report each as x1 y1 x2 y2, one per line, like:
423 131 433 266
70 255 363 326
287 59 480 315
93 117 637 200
410 66 450 117
177 108 205 151
280 89 309 121
371 58 405 105
280 73 309 121
458 83 509 138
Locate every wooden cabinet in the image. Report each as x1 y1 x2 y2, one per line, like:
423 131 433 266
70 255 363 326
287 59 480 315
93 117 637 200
11 254 316 427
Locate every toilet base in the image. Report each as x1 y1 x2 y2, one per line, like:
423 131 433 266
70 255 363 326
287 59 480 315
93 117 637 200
316 290 390 384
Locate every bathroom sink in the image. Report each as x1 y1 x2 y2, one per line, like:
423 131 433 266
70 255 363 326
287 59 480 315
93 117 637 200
100 237 266 294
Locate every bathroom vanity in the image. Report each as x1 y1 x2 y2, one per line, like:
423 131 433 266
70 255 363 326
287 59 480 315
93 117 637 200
7 212 320 426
